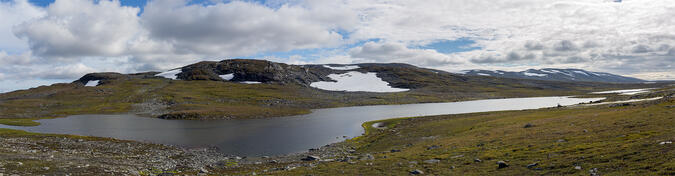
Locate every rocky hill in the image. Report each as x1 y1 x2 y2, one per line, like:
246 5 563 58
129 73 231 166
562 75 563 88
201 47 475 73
463 68 645 83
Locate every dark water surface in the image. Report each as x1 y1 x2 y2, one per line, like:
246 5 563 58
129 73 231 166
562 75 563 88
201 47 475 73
0 96 603 156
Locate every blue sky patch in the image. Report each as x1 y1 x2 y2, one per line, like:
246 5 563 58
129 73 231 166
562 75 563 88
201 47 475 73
418 38 481 54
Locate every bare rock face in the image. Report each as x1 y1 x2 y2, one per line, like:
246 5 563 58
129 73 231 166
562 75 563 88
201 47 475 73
73 72 159 86
177 59 334 86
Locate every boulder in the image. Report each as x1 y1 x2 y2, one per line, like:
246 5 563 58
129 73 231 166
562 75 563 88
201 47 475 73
410 169 424 175
526 163 538 169
423 159 440 164
497 161 509 169
302 155 321 161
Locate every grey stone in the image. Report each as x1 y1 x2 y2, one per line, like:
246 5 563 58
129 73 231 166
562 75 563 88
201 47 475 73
410 169 424 175
302 155 321 161
426 145 440 150
526 163 538 169
497 161 509 169
199 167 209 173
423 159 440 164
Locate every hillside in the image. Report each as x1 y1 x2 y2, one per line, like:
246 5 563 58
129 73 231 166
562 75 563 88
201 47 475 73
0 59 662 121
463 68 645 83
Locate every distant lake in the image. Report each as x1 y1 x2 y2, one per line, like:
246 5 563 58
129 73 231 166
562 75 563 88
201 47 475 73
0 96 603 156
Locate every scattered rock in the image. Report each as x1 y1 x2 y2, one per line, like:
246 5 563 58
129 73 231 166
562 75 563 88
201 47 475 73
426 145 440 150
557 139 567 143
474 158 482 163
496 161 509 169
423 159 440 164
410 169 424 175
583 129 589 133
659 141 672 145
574 166 582 170
526 163 538 169
589 168 599 176
523 123 534 128
390 149 401 153
42 167 50 170
361 154 375 160
302 155 321 161
199 167 209 173
451 154 464 158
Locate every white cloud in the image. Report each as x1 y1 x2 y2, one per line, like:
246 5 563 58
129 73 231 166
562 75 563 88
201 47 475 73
0 0 44 53
348 41 463 66
139 0 350 57
14 0 141 58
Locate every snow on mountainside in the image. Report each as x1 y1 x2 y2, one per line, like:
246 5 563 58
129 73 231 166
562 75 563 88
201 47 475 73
310 71 409 92
463 68 645 83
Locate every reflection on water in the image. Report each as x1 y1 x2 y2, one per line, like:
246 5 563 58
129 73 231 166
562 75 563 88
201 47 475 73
0 96 603 156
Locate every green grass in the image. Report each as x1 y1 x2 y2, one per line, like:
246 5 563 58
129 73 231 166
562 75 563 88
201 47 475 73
0 118 42 126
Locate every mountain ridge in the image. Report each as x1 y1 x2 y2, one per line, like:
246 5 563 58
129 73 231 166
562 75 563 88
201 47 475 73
462 68 645 83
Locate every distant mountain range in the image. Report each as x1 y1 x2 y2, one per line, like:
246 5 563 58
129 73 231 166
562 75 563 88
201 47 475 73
462 68 645 83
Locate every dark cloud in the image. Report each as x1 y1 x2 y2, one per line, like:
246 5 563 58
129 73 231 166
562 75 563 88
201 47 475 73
524 41 544 50
632 44 651 53
553 40 578 52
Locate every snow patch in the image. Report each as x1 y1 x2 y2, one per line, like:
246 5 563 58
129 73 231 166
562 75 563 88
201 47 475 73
590 88 653 95
540 69 556 74
454 70 469 74
477 73 491 76
219 73 234 80
85 80 99 87
156 69 181 80
324 65 360 70
523 72 547 77
241 81 261 84
573 71 589 76
310 71 409 92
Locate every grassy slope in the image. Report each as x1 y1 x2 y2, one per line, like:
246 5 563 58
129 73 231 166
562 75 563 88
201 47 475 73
231 94 674 175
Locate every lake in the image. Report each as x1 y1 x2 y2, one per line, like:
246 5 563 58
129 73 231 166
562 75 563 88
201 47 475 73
0 96 603 156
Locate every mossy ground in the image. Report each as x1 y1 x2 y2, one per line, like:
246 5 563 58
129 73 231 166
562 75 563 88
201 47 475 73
0 118 41 126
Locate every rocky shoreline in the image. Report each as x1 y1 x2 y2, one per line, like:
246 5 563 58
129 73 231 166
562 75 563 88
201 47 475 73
0 128 362 175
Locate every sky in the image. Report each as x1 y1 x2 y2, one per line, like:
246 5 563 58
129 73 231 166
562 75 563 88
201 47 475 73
0 0 673 92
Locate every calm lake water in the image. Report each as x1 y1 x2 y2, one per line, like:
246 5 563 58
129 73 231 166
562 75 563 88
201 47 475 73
0 96 603 156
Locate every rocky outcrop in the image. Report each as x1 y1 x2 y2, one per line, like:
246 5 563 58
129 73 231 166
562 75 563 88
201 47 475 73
73 72 159 86
177 59 334 86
